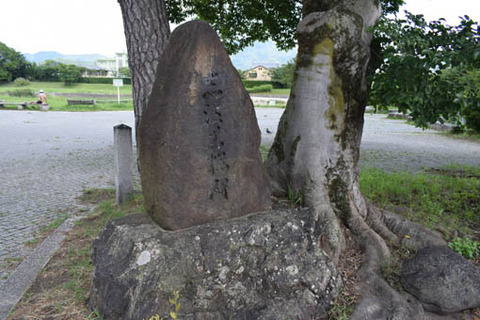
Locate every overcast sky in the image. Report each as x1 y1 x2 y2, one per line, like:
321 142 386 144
1 0 479 57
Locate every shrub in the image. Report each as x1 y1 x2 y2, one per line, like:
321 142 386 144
246 84 273 93
79 77 132 85
242 80 285 89
7 88 35 97
13 77 30 87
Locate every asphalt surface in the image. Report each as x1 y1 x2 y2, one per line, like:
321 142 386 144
0 108 479 289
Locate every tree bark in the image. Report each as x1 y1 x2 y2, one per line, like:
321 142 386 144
266 0 382 262
117 0 170 132
265 0 445 318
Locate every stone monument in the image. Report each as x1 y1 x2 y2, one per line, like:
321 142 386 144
138 20 271 230
90 21 339 319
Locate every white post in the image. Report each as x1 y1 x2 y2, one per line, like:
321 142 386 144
113 79 124 104
114 124 133 205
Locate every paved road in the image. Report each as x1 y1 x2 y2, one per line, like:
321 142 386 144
1 109 479 285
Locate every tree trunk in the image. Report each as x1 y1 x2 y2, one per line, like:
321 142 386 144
117 0 170 132
266 0 382 262
265 0 445 318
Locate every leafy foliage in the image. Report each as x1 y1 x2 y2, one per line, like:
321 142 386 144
6 88 35 97
448 237 479 260
58 64 83 85
13 77 30 86
271 59 295 88
165 0 403 54
34 60 61 82
442 68 480 132
118 67 131 78
0 42 33 82
369 13 480 131
166 0 301 54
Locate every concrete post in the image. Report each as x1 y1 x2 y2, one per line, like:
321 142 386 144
114 124 133 205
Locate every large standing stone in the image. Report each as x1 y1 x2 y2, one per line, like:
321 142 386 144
139 21 271 230
402 245 480 314
89 208 340 320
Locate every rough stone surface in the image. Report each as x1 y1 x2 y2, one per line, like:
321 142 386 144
402 245 480 314
90 209 339 320
139 21 270 230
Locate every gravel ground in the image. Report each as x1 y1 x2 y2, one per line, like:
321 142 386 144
0 108 479 286
360 113 480 172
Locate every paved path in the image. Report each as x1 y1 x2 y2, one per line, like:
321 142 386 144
0 109 479 288
0 111 136 283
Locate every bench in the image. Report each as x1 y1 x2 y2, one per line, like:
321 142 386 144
0 100 29 109
67 99 96 105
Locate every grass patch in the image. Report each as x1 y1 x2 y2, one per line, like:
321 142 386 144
254 103 286 108
0 81 134 112
259 145 270 161
1 257 24 280
360 165 480 240
270 88 291 95
444 130 480 142
6 189 143 320
0 81 133 95
0 93 133 112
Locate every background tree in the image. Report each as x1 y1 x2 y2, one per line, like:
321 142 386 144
119 0 403 127
58 64 82 85
118 66 131 78
271 59 295 88
34 60 61 82
369 13 480 132
0 42 33 82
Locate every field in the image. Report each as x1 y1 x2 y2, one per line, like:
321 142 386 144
0 81 134 111
0 81 291 112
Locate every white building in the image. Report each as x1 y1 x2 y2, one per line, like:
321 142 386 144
96 53 128 77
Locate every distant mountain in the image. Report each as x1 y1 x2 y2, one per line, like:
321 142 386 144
24 51 106 68
24 51 65 63
23 42 296 71
230 41 297 71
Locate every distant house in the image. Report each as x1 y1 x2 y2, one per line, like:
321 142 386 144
244 65 272 81
95 53 128 77
82 68 109 78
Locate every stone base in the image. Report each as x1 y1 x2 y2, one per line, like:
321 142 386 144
90 209 339 320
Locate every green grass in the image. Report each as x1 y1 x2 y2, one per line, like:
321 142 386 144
1 81 288 111
270 88 291 95
0 93 133 111
7 188 143 319
445 130 480 142
359 165 480 238
254 103 286 108
0 81 134 111
0 81 133 95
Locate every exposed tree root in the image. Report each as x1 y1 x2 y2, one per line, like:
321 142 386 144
346 199 446 319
